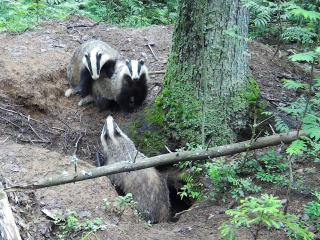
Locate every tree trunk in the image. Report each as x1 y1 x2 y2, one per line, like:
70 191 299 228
154 0 253 146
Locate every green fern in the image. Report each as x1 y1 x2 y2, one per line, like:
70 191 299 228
289 51 317 62
275 116 290 133
286 139 307 155
290 6 320 21
282 79 307 89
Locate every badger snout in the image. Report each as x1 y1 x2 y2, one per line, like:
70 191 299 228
92 75 99 80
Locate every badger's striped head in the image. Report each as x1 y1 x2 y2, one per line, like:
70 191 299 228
100 116 129 151
126 59 146 81
83 47 112 80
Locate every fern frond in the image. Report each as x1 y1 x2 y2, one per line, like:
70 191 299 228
289 51 317 62
290 7 320 21
286 140 307 156
282 79 306 89
275 116 290 134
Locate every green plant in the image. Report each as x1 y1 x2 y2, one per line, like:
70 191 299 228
255 149 287 184
0 0 178 33
219 194 313 240
241 0 320 46
52 210 103 240
304 191 320 224
113 193 138 220
102 198 111 210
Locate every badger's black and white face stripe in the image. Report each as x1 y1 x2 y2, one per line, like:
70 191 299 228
83 47 112 80
101 116 129 149
126 59 145 81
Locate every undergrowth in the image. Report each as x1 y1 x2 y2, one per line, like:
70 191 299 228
0 0 177 33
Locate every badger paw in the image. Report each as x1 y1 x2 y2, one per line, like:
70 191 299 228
65 88 75 97
78 95 94 106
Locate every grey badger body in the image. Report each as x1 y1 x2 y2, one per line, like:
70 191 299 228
65 39 119 106
95 59 149 115
100 116 170 223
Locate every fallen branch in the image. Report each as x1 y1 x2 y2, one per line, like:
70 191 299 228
4 130 309 193
66 23 99 29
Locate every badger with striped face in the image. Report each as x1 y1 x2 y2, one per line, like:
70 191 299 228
92 59 149 115
100 116 170 223
65 39 119 106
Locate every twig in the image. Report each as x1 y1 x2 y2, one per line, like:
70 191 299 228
0 106 41 123
27 137 35 145
206 138 213 150
173 206 199 219
28 123 46 142
52 126 65 131
133 144 141 163
20 139 50 143
0 137 9 143
269 124 276 135
165 145 172 153
0 116 20 129
147 43 158 60
57 117 72 131
73 134 83 156
148 70 166 74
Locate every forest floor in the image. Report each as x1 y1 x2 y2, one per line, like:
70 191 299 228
0 16 319 240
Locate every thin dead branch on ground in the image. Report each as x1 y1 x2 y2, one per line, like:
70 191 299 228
4 130 309 193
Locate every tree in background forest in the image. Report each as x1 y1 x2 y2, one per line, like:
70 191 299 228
152 0 257 147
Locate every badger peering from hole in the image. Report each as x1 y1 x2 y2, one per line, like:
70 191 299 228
93 59 149 115
65 39 119 106
100 116 170 223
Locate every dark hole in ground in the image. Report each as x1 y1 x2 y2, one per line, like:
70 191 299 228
168 186 192 222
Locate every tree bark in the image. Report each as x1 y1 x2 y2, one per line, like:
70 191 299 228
4 130 308 193
153 0 252 147
0 183 22 240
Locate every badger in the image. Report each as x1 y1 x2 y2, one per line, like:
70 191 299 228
65 39 119 106
101 116 170 223
93 59 149 115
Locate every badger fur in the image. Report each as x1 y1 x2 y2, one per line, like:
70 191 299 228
100 116 170 223
65 39 119 106
93 59 149 114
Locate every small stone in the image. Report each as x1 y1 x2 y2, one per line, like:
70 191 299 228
305 168 316 174
280 199 287 206
173 227 182 233
11 52 22 57
308 225 318 233
40 49 47 52
302 214 310 221
301 190 312 197
78 211 91 218
7 152 15 157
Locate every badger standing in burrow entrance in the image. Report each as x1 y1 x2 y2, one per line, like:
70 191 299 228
65 39 119 106
100 115 170 223
93 59 150 115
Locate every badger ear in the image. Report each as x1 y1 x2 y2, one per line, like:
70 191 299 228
114 122 121 134
139 59 144 65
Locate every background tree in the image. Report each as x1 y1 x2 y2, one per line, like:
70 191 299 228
152 0 257 147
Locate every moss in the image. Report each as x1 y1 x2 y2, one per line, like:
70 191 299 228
125 113 167 157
